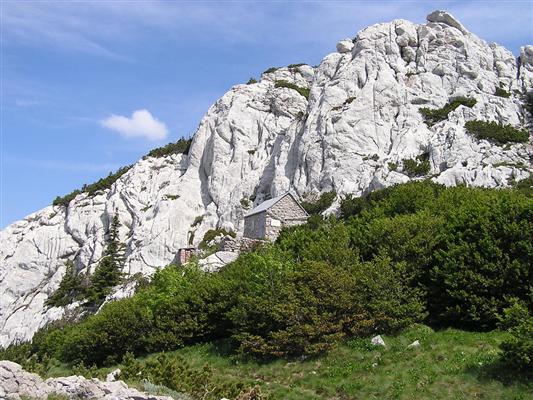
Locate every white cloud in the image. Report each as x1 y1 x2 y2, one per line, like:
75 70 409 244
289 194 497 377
100 109 168 141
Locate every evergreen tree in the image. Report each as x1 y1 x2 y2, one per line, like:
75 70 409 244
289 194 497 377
45 260 83 307
86 213 125 305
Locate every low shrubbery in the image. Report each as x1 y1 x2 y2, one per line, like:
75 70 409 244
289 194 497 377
53 166 132 207
263 67 279 74
144 138 192 159
465 120 529 144
4 181 531 376
420 97 476 126
495 86 511 98
199 229 236 250
274 80 310 99
300 191 336 215
498 301 532 374
402 153 430 177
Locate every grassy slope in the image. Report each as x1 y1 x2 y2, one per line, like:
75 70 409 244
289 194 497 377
46 326 531 400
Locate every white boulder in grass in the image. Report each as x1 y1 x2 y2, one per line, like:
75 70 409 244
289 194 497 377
371 335 386 347
408 340 421 348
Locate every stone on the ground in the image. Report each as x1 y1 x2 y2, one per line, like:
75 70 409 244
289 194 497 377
371 335 386 347
0 361 172 400
106 368 121 382
407 340 421 348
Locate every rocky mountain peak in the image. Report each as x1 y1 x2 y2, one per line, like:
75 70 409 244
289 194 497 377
1 10 531 347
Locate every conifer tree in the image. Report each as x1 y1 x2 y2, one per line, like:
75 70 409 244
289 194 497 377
86 213 125 305
45 260 83 307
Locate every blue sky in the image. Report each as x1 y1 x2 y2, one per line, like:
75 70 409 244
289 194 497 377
1 0 532 227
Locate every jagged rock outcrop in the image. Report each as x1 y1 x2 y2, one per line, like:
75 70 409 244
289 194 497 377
1 10 532 347
0 361 172 399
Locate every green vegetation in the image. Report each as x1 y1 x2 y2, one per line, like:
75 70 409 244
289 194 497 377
14 328 532 400
199 228 236 250
465 120 529 144
44 214 126 308
246 78 257 84
419 97 476 126
191 215 204 227
45 261 84 308
4 181 532 398
388 161 398 171
274 80 310 100
53 166 132 207
84 214 125 305
495 86 511 98
402 153 430 177
300 191 336 215
263 67 279 74
247 149 256 155
287 63 306 69
145 138 192 159
240 198 251 209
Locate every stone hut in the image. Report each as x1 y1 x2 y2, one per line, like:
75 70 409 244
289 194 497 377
243 192 308 241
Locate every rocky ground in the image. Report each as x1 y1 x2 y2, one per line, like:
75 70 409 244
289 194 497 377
0 361 173 400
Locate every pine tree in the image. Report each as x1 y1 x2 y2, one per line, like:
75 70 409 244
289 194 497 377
45 260 83 307
86 213 125 305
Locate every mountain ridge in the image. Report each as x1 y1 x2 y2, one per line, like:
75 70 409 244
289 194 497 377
1 10 532 347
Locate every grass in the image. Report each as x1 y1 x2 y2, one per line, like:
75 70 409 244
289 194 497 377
43 326 531 400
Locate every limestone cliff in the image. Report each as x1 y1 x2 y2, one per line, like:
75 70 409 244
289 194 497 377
1 11 531 347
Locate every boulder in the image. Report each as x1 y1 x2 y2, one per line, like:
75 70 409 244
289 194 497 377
371 335 386 347
336 39 354 53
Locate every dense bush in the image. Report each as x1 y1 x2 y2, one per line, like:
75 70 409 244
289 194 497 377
300 191 336 215
499 301 532 374
246 78 257 84
6 181 532 368
53 165 132 207
465 120 529 144
341 181 532 330
145 138 192 159
402 153 430 177
420 97 476 126
274 80 310 99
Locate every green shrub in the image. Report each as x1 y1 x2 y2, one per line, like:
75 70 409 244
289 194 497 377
145 138 192 158
300 191 335 215
465 120 529 144
53 166 132 207
499 302 532 374
525 92 533 115
495 86 511 98
402 153 430 177
388 161 398 171
420 97 476 126
121 352 246 399
192 215 204 227
199 229 236 250
274 80 310 100
263 67 279 74
287 63 306 69
224 256 424 359
246 78 257 84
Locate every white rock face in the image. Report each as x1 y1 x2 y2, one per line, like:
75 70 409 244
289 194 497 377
1 10 531 347
0 361 171 400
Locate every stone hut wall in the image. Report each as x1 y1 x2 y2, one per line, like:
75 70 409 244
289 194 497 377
265 195 308 240
243 211 266 239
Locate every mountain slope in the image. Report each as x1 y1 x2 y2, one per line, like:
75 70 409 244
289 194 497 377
1 10 532 347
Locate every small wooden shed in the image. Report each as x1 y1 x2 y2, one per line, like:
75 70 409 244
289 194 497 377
243 193 308 241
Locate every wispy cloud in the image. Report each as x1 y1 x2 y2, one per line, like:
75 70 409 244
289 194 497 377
100 109 168 141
